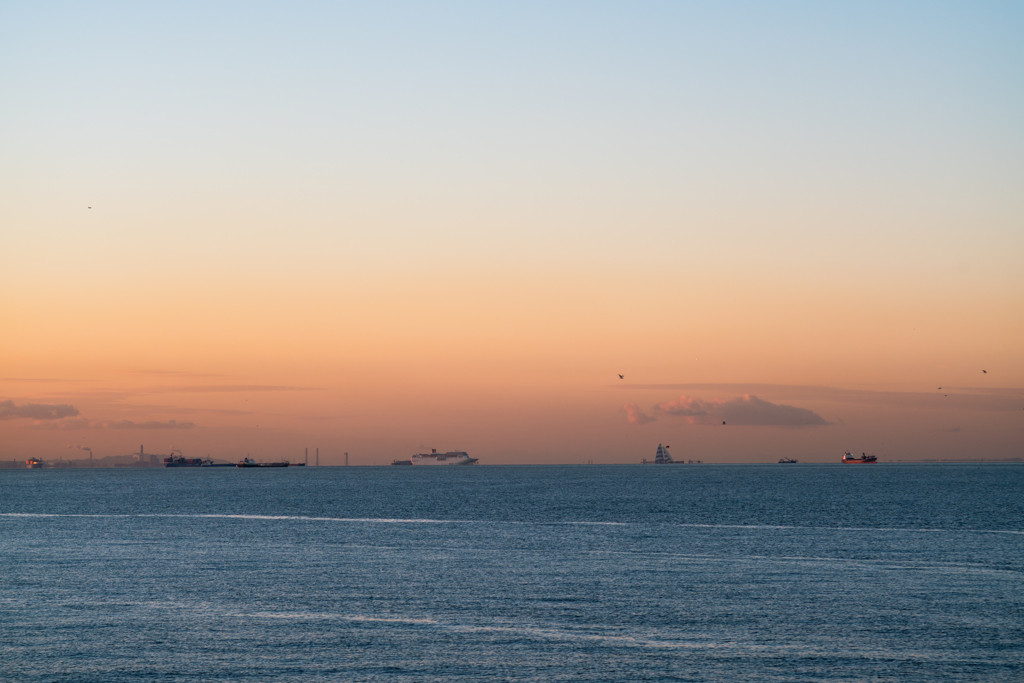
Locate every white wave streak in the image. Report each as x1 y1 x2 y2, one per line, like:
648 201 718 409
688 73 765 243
446 625 951 661
238 612 438 625
0 513 1020 535
0 513 475 524
164 514 484 524
223 615 934 660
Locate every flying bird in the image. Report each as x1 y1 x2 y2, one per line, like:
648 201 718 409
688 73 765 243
983 370 987 374
617 374 624 379
722 421 726 425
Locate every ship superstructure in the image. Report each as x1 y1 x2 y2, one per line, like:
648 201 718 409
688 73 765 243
642 444 687 464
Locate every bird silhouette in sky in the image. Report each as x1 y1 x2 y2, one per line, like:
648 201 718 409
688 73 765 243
618 374 624 379
983 370 987 374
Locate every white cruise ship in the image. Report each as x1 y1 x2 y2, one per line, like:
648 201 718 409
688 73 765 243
405 449 478 465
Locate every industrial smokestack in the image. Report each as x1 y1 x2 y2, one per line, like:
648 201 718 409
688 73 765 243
345 452 348 467
305 447 308 466
316 448 319 467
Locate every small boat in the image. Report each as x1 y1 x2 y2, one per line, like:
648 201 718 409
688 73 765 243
391 459 413 466
842 451 877 464
237 457 289 468
778 457 798 464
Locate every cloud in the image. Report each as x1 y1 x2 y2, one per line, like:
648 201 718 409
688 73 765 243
622 403 656 425
107 419 196 429
27 418 197 430
130 369 227 377
619 383 1024 412
118 403 254 416
657 396 708 417
0 378 95 383
714 395 829 426
152 385 319 393
0 400 79 420
652 394 829 427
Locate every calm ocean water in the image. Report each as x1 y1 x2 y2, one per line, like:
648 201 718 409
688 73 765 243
1 464 1021 682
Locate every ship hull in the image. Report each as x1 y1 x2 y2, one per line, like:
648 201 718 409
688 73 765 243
410 457 477 465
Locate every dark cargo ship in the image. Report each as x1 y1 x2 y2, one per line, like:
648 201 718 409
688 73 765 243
842 451 877 464
237 457 289 468
164 452 211 467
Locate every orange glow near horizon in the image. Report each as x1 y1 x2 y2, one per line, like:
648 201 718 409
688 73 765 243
3 263 1022 464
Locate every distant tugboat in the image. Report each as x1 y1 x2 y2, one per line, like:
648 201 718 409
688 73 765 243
778 457 798 464
842 451 877 464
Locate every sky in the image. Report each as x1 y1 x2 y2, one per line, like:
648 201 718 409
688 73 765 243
2 1 1023 464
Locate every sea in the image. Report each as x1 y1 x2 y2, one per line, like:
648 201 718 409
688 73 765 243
1 464 1021 682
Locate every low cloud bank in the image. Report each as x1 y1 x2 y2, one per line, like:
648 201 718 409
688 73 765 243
622 403 656 425
623 395 829 427
658 397 708 417
0 400 79 420
27 418 197 430
155 384 317 393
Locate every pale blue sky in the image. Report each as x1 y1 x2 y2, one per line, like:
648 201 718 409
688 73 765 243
3 2 1022 277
